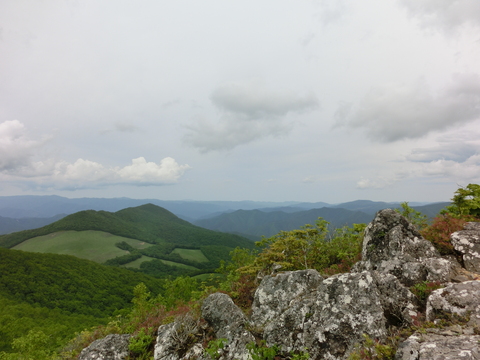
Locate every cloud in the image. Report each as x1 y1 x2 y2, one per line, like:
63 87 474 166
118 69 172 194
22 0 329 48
0 120 44 171
407 143 479 163
339 74 480 142
185 81 319 152
315 0 348 27
0 120 190 188
399 0 480 31
114 121 139 133
210 81 319 118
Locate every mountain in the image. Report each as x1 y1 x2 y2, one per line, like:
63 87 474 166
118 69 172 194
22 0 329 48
0 214 66 235
0 204 254 277
194 207 373 239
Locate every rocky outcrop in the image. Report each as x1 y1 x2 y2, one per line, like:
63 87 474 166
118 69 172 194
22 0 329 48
395 331 480 359
78 334 130 360
426 281 480 327
451 222 480 273
201 293 255 360
258 271 416 359
81 210 480 360
352 209 460 286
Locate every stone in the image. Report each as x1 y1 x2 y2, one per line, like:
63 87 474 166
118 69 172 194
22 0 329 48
258 271 417 360
250 269 323 327
426 280 480 327
395 333 480 359
78 334 131 360
451 223 480 273
201 293 255 360
154 313 201 360
352 209 459 286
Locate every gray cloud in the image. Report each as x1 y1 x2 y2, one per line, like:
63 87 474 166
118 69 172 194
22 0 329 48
407 143 479 162
185 81 319 152
315 0 348 27
341 74 480 142
210 81 319 118
399 0 480 31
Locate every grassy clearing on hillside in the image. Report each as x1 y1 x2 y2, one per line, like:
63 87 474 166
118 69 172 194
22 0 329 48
159 259 199 270
171 248 209 263
122 255 157 268
13 231 152 263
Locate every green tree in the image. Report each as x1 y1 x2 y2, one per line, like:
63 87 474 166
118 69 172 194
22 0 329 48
442 183 480 217
394 202 428 230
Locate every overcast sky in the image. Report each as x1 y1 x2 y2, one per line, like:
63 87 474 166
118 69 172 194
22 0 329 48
1 0 479 203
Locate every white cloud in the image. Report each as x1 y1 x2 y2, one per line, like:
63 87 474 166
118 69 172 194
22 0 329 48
0 120 190 188
185 81 319 152
0 120 41 171
399 0 480 31
340 74 480 142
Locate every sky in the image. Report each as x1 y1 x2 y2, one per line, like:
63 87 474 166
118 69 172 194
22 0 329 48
0 0 479 204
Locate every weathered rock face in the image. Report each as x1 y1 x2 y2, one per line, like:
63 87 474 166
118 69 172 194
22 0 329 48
78 334 130 360
251 269 323 327
255 271 416 360
154 313 202 360
451 222 480 273
426 280 480 327
352 209 459 286
201 293 255 360
395 331 480 360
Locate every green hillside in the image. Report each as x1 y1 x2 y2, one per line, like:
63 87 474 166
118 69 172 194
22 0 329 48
0 247 166 353
0 204 254 277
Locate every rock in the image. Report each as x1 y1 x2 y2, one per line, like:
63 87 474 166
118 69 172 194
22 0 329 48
251 269 323 327
154 313 201 360
352 209 459 286
258 271 417 360
201 293 255 360
395 333 480 359
78 334 130 360
451 223 480 273
426 281 480 327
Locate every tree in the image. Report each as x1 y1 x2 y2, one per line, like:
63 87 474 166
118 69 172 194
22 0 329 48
394 202 427 230
442 183 480 218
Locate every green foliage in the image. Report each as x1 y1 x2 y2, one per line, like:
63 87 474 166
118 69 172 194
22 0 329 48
0 247 164 317
442 183 480 218
0 330 55 360
115 240 136 252
104 251 142 266
348 334 395 360
246 341 279 360
394 202 428 230
204 338 227 359
410 281 443 309
237 219 365 278
129 328 154 358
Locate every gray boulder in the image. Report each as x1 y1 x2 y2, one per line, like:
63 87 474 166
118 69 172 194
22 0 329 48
395 332 480 359
154 313 202 360
451 222 480 273
257 271 416 360
201 293 255 360
251 269 323 327
426 280 480 327
78 334 130 360
353 209 459 286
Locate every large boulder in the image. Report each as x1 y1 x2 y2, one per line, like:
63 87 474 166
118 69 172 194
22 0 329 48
78 334 130 360
251 269 323 327
256 271 417 360
451 222 480 273
395 331 480 359
353 209 459 286
201 293 255 360
426 280 480 327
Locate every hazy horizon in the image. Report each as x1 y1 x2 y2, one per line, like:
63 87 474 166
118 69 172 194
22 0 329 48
1 1 479 203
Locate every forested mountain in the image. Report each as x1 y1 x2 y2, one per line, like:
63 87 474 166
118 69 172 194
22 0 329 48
0 214 66 235
0 247 165 352
194 207 373 239
0 204 253 277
